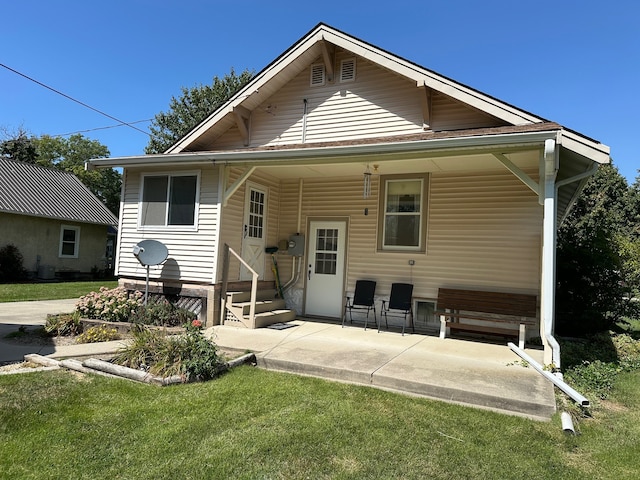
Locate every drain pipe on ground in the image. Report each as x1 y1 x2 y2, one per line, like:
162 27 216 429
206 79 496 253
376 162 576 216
508 342 587 434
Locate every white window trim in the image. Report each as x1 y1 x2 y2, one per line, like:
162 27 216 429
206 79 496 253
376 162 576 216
378 175 429 252
59 225 81 258
138 170 201 231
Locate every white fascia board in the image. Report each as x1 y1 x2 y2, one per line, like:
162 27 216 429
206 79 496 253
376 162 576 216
89 130 560 169
559 130 610 164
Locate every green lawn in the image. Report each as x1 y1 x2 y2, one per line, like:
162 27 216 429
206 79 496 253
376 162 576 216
1 366 639 479
0 280 118 302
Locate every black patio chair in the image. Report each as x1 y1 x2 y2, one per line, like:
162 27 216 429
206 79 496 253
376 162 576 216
342 280 377 330
380 283 414 335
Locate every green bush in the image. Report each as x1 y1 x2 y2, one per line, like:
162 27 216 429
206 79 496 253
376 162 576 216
45 312 82 336
76 325 120 344
113 321 221 381
130 300 196 327
0 244 28 283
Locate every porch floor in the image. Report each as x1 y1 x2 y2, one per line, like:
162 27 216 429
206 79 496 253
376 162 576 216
208 318 557 420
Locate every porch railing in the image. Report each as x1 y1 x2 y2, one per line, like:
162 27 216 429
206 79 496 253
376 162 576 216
219 243 258 328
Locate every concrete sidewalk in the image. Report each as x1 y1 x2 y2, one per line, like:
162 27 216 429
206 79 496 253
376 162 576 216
0 299 78 363
1 300 556 420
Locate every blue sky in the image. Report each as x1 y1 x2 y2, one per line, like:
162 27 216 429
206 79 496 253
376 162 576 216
1 0 638 182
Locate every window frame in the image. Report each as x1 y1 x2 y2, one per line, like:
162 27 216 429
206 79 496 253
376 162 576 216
59 225 81 258
138 170 200 231
377 173 429 252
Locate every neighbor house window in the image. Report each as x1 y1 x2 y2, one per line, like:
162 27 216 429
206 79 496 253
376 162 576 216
378 175 428 251
140 172 199 228
59 225 80 258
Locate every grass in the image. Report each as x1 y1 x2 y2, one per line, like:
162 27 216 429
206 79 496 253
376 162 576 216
0 367 638 479
0 280 118 302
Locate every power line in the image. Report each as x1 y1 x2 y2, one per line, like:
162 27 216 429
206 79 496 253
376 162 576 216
1 63 151 136
54 119 153 137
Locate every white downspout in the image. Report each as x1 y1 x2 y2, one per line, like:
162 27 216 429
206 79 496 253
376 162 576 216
541 138 561 368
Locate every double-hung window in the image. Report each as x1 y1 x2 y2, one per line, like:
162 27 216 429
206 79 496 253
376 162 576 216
140 172 199 228
59 225 80 258
378 175 428 251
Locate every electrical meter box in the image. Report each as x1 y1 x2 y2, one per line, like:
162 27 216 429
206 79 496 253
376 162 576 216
288 234 305 256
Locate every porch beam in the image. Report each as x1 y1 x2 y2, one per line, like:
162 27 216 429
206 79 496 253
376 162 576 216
493 153 540 196
233 106 251 146
418 83 432 130
223 166 256 207
320 40 334 82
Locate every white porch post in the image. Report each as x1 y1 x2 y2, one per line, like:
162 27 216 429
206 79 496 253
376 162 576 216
541 138 561 367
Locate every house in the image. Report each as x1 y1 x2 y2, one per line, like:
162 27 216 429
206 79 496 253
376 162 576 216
88 24 609 366
0 157 118 279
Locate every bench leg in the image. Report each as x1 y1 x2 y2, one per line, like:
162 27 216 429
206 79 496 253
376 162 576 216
439 315 447 340
518 324 526 350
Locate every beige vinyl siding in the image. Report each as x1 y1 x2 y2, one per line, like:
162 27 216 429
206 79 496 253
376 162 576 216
279 170 541 302
209 54 506 150
431 91 508 131
116 166 220 283
215 53 425 148
217 168 282 283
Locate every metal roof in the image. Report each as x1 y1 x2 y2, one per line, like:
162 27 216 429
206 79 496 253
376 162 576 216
0 157 118 226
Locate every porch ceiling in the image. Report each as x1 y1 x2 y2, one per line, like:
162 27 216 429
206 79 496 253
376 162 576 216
253 149 539 179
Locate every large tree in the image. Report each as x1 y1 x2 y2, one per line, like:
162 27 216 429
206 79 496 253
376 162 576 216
145 68 254 154
1 131 121 216
556 164 639 334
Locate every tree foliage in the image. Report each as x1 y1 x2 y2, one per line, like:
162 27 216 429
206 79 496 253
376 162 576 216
1 132 121 216
556 164 640 335
145 68 254 154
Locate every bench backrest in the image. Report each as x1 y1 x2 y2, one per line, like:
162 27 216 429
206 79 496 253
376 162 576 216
437 288 537 318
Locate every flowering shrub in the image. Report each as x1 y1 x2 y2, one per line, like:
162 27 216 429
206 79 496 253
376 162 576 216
76 325 120 344
76 287 143 322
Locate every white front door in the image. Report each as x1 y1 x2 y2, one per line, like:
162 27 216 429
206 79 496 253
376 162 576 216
305 220 346 318
241 183 267 280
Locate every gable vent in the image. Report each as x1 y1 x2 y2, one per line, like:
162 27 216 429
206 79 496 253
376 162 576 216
340 58 356 82
310 64 325 86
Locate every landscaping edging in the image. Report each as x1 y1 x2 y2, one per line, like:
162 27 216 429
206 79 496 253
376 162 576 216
22 353 256 386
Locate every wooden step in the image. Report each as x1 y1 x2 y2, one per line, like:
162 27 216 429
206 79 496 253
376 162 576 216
231 298 286 316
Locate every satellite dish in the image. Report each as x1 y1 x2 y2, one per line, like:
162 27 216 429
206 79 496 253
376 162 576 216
133 240 168 304
133 239 168 266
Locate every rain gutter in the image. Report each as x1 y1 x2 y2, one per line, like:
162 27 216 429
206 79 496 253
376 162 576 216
86 130 561 169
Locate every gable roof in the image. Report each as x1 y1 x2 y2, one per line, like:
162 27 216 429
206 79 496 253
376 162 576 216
168 23 607 160
0 157 118 226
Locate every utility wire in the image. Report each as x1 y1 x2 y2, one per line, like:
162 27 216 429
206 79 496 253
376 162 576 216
55 119 153 137
1 63 151 136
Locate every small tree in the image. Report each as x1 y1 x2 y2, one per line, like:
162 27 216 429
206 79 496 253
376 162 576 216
556 164 639 334
145 68 254 154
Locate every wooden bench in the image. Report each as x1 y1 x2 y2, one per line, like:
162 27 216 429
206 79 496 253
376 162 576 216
436 288 537 349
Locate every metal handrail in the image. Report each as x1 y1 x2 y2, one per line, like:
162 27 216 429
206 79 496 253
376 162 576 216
220 243 258 328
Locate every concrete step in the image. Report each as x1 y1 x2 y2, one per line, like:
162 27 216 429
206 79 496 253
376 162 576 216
227 289 278 303
231 298 287 316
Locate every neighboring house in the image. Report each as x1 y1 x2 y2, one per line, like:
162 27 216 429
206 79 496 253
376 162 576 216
89 24 609 366
0 157 118 279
